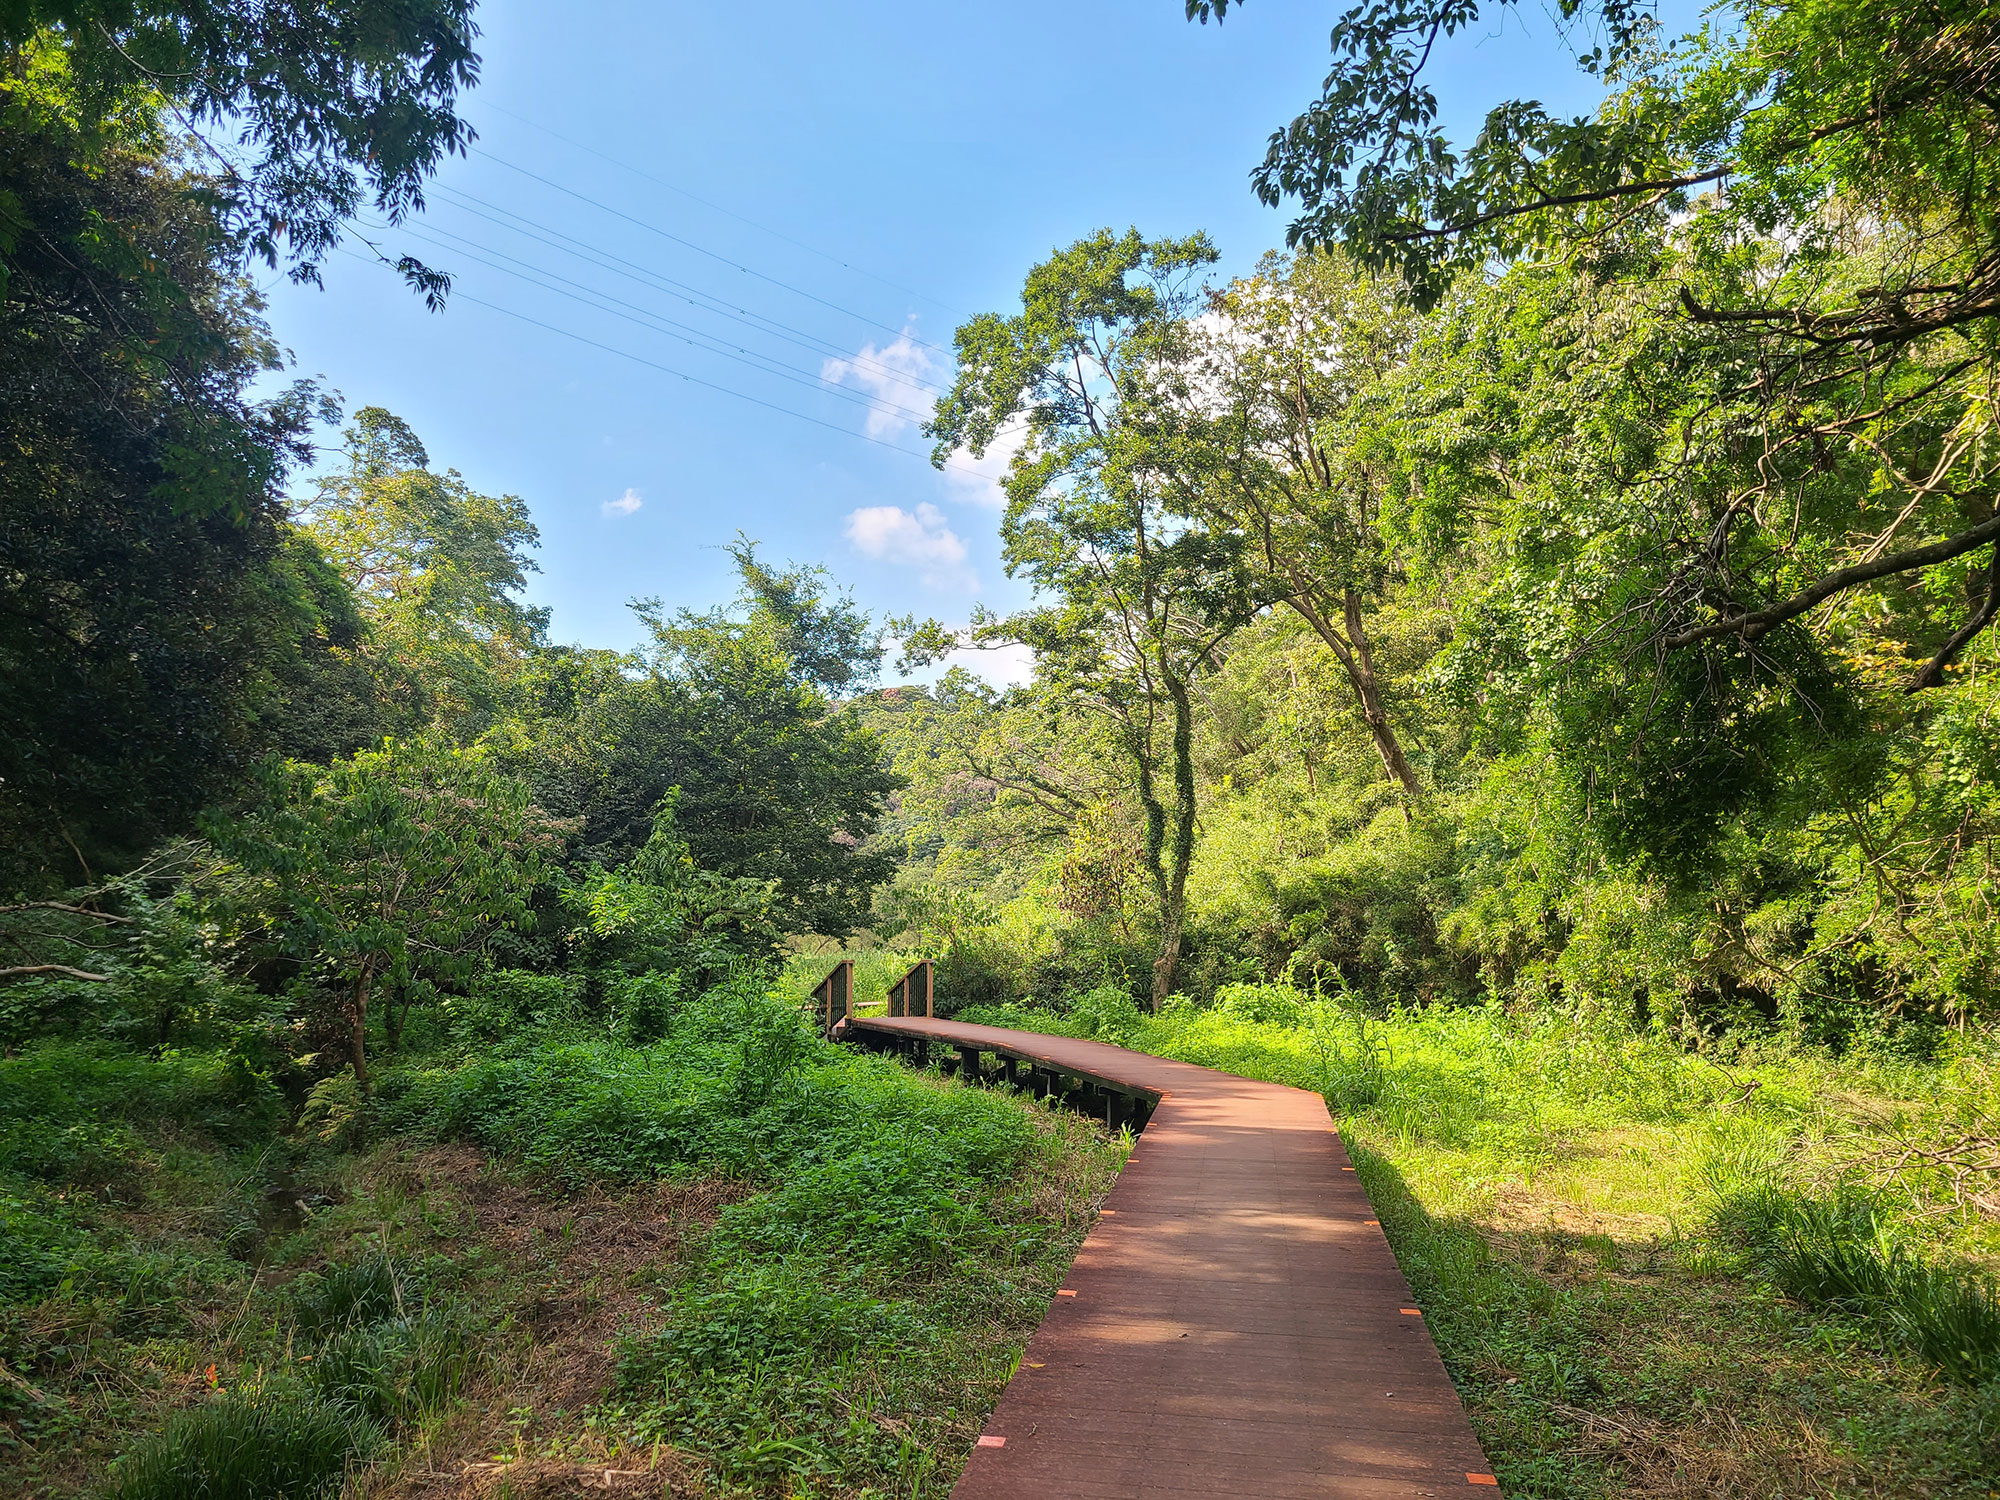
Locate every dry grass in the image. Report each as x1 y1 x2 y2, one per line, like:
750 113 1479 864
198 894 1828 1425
354 1147 752 1499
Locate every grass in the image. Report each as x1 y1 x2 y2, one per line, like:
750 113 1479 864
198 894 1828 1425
108 1386 380 1500
957 993 2000 1498
1 973 1123 1499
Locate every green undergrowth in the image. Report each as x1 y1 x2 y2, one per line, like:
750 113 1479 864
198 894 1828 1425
959 993 2000 1497
402 974 1123 1494
2 974 1121 1500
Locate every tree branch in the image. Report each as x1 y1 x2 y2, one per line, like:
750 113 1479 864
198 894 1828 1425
1665 513 2000 649
1904 544 2000 693
1384 167 1730 246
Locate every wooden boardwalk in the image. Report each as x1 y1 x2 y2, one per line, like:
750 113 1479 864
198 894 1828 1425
849 1017 1498 1499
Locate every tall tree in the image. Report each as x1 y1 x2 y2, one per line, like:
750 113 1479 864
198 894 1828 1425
1176 249 1426 803
4 0 480 299
299 406 547 739
1 4 482 891
1190 0 2000 687
930 230 1260 1003
0 81 328 894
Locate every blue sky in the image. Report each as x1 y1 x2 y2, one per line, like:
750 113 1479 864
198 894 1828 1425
264 0 1643 681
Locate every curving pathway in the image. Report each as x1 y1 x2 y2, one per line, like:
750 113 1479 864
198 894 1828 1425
849 1017 1499 1499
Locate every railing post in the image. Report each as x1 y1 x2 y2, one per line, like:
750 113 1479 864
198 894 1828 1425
811 959 854 1037
888 958 934 1020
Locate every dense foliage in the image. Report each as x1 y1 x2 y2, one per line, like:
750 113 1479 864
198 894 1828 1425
5 0 2000 1495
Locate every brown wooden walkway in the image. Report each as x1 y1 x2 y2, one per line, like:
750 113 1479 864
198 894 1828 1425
849 1017 1498 1499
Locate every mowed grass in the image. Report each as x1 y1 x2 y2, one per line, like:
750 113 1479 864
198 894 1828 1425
957 995 2000 1498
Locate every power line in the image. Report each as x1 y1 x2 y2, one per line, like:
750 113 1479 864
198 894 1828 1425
374 216 938 425
472 148 959 359
480 101 967 322
331 246 972 472
429 184 940 399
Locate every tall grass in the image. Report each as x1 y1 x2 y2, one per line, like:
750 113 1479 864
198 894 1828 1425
108 1387 379 1500
1714 1184 2000 1384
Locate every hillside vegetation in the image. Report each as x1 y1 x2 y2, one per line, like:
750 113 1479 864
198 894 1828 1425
6 0 2000 1496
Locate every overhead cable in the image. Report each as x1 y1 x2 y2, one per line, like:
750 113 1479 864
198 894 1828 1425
480 101 967 321
429 184 939 399
332 247 973 472
473 148 958 358
376 219 937 425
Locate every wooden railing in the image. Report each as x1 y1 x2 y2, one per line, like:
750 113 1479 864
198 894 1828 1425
812 957 933 1036
810 959 853 1036
887 958 932 1019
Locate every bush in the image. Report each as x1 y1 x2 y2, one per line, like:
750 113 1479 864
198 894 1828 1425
0 1189 84 1303
619 1267 914 1384
1069 985 1142 1043
0 1043 282 1171
1891 1260 2000 1386
714 1144 992 1269
107 1385 379 1500
608 969 685 1044
1214 981 1306 1029
445 968 585 1044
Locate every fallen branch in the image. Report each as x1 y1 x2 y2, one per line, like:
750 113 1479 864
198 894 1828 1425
0 964 111 982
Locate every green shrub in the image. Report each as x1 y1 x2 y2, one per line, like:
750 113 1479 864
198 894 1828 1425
607 969 686 1044
0 1043 281 1178
1768 1201 1902 1309
0 1188 84 1303
1214 981 1307 1029
107 1385 379 1500
714 1145 992 1269
445 968 585 1044
1069 985 1142 1043
620 1267 915 1383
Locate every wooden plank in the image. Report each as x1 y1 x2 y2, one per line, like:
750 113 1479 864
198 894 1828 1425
849 1018 1500 1499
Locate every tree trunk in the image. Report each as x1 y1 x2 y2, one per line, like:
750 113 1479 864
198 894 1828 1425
1341 590 1424 805
349 962 375 1098
1150 670 1199 1010
1283 591 1424 808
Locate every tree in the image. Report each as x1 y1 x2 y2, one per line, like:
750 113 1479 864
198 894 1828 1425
298 407 548 739
930 230 1261 1003
213 735 564 1094
566 791 781 990
4 0 481 300
532 545 902 938
0 83 333 895
1191 0 2000 687
1177 249 1427 803
1 0 482 890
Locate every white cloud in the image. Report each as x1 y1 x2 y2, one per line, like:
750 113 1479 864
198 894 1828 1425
822 325 938 440
945 639 1035 688
602 487 643 518
845 502 974 590
939 413 1028 509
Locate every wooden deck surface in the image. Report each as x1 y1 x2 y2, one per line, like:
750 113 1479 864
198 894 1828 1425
849 1017 1498 1499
